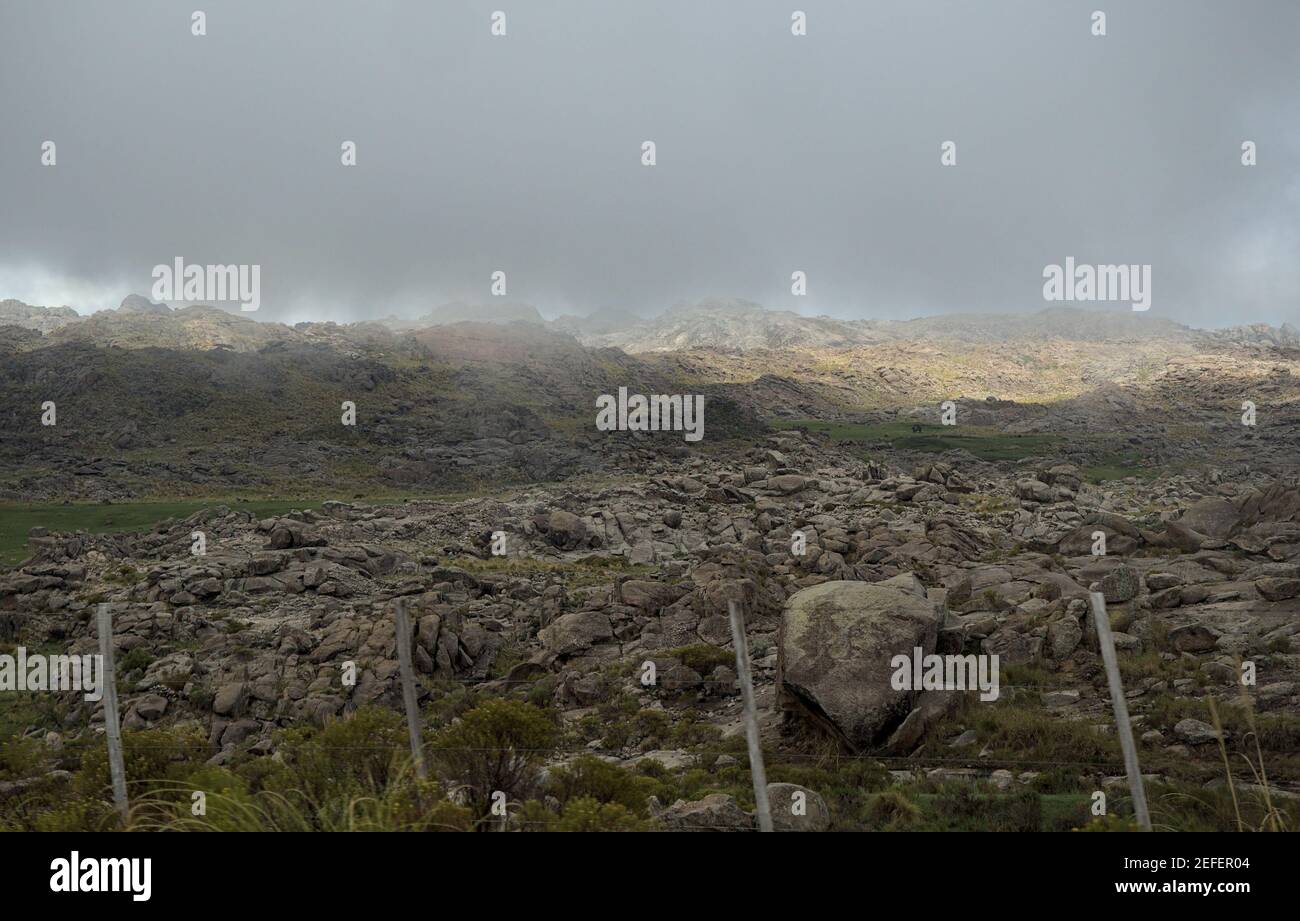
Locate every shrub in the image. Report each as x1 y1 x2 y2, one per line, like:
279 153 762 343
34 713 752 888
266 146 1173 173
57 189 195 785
73 727 207 803
430 699 559 820
666 644 734 674
1266 636 1293 653
263 706 407 808
187 683 215 711
547 755 657 815
517 797 649 831
0 736 44 781
551 797 649 831
105 565 142 586
863 790 921 830
116 647 153 675
968 696 1119 764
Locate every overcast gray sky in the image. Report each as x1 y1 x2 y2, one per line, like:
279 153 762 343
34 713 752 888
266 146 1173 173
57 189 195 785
1 0 1296 326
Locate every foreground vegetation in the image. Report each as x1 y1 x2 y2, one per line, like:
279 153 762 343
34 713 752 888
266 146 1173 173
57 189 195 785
4 687 1294 832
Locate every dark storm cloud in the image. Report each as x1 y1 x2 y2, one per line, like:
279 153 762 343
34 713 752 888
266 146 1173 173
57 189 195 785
1 0 1296 326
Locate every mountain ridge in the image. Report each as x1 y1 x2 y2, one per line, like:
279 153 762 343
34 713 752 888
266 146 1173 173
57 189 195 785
6 295 1296 354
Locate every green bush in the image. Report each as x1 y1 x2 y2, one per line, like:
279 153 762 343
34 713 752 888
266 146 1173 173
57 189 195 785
0 736 44 781
430 699 559 820
547 755 658 815
73 726 207 802
551 797 649 831
666 644 734 674
264 706 407 806
20 727 211 831
187 683 215 710
116 647 154 675
518 797 649 831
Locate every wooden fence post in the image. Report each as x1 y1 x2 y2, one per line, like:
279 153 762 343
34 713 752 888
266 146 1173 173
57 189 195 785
392 598 428 780
96 603 129 819
728 600 773 832
1089 591 1152 831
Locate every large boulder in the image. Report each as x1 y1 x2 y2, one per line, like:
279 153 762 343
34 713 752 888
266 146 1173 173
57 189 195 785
619 580 688 611
131 694 168 722
265 519 326 550
1059 525 1138 556
212 681 247 717
1087 510 1141 538
778 578 943 752
1165 520 1205 552
537 610 612 655
1179 498 1242 539
1237 486 1300 527
1256 577 1300 601
1167 623 1222 653
651 794 754 832
534 510 592 550
1015 479 1054 503
1046 616 1083 660
1174 718 1220 745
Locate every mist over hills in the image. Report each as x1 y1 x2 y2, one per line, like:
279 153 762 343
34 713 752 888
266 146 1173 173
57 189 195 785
4 294 1298 354
4 293 1298 428
564 297 1300 351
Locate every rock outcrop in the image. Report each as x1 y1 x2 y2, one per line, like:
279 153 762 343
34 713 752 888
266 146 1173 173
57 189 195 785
778 576 943 752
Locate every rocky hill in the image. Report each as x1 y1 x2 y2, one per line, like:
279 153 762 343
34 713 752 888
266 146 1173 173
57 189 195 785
0 299 80 335
0 314 763 503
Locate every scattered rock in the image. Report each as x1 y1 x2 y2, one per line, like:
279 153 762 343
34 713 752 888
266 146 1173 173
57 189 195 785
767 783 831 832
1256 577 1300 601
1099 565 1140 603
651 794 754 832
1173 718 1220 745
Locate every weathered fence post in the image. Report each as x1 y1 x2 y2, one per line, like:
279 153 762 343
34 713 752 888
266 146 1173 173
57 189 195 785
96 603 129 819
392 598 428 780
728 600 773 832
1089 591 1152 831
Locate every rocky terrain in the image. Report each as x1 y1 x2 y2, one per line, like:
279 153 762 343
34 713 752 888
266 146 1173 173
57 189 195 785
1 296 1298 832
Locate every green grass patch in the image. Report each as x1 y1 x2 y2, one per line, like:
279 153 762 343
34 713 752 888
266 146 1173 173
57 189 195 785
1080 448 1160 482
924 692 1122 769
0 499 323 566
771 419 1061 462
